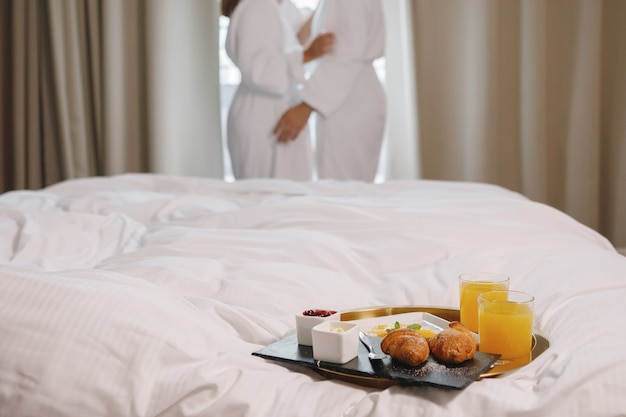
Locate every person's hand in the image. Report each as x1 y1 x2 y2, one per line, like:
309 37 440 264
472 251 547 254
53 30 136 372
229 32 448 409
303 32 335 63
273 102 314 143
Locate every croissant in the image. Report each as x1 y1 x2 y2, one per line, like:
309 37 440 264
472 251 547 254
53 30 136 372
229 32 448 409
380 329 430 366
428 321 476 364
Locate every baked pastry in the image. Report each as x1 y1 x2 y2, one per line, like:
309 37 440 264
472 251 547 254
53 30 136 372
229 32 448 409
428 321 476 364
380 328 430 366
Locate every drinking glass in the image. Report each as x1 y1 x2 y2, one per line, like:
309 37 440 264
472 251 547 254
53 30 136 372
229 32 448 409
459 272 510 333
478 290 534 360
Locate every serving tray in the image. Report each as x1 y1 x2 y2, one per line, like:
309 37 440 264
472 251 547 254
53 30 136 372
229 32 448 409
253 306 549 390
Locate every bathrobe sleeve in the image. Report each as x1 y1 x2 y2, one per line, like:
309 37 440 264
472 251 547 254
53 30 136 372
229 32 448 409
226 0 305 97
299 0 385 118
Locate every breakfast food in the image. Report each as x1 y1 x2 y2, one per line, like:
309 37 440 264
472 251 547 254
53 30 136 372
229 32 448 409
367 322 436 339
380 329 430 366
302 309 337 317
428 321 476 364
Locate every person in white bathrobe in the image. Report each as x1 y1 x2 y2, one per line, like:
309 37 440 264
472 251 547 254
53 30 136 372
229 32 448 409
223 0 335 180
273 0 386 181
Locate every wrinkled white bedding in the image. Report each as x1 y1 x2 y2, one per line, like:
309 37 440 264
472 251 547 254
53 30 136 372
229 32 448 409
1 174 625 417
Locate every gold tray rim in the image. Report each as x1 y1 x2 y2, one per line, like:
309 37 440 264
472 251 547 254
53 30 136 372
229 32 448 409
325 305 549 387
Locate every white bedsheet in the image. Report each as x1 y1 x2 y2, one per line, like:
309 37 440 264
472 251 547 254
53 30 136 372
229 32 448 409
1 174 625 417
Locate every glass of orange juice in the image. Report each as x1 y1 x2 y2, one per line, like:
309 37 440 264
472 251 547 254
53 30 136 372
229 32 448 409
459 273 510 333
478 290 534 360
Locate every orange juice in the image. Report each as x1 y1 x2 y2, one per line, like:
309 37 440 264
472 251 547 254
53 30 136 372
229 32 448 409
478 291 534 360
459 278 509 333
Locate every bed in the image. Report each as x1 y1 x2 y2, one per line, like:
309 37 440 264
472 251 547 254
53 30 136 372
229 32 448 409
1 173 625 416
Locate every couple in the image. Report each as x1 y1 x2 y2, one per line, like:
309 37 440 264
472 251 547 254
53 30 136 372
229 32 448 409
223 0 386 182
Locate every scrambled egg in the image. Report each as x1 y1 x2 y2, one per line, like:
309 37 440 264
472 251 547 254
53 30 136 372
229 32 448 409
366 323 437 339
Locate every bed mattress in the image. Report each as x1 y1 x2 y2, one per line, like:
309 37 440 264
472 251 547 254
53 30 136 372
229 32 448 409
1 174 625 416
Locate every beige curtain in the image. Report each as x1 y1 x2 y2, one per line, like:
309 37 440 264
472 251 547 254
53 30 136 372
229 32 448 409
0 1 11 190
399 0 626 248
0 0 223 193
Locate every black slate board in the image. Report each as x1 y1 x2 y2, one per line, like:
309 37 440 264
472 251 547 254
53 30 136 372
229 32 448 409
252 333 500 390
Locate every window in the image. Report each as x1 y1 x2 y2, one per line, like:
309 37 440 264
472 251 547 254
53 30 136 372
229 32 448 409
219 0 386 181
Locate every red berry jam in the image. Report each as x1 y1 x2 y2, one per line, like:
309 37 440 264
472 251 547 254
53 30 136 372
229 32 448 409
302 309 337 317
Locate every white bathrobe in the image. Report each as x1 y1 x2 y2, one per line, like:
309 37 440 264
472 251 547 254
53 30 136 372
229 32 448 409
301 0 386 181
225 0 313 180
